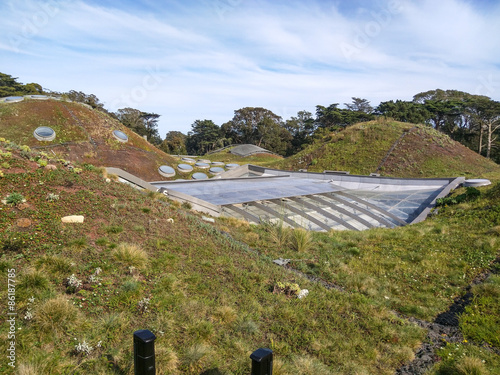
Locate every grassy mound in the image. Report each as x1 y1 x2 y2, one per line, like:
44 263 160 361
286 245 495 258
273 119 500 178
0 99 176 181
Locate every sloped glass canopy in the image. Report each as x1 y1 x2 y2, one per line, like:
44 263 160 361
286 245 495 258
151 165 463 231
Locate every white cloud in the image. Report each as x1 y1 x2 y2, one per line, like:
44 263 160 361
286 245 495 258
1 0 499 135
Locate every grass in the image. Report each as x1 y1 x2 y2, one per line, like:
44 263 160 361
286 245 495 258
460 274 500 348
0 137 499 374
112 243 149 269
290 228 314 253
271 119 499 178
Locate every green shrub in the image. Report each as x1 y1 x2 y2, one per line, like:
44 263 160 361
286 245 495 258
5 192 25 205
436 187 481 207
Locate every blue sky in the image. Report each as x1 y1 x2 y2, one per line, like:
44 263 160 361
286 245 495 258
1 0 500 136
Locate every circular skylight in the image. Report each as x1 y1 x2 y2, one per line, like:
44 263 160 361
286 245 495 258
209 166 225 175
197 159 211 164
158 165 175 177
30 95 49 100
112 130 129 142
192 172 208 180
177 164 194 173
33 126 56 141
211 161 225 166
226 163 239 169
4 96 24 103
195 162 210 169
181 157 195 164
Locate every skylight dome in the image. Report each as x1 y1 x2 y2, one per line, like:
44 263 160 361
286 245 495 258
195 162 210 169
192 172 208 180
112 130 129 142
33 126 56 141
209 166 225 175
158 165 175 177
4 96 24 103
177 164 193 173
30 95 49 100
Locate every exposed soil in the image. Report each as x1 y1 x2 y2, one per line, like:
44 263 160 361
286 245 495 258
1 99 177 182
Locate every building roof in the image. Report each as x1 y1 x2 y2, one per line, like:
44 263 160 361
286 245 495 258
151 165 463 231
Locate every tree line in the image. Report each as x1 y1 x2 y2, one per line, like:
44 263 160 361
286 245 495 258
177 92 500 162
2 73 500 162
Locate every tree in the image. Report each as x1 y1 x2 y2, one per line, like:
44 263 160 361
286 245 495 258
116 108 144 134
65 90 105 112
413 89 471 132
0 72 44 97
255 117 292 155
344 97 373 114
315 103 374 129
222 107 284 145
141 112 162 145
186 120 222 155
375 100 429 124
115 108 162 145
160 131 187 155
467 97 500 158
284 110 316 155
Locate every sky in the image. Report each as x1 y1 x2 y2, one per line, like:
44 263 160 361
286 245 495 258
1 0 500 136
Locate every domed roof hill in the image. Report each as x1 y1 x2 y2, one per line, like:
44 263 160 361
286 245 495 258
0 98 176 181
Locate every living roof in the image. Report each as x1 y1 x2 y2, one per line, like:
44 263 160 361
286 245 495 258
151 165 463 231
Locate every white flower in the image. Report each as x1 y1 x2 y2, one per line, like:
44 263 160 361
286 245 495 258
297 289 309 299
75 340 93 355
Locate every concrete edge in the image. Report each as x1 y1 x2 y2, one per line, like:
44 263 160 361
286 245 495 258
105 167 158 192
410 177 466 225
158 188 221 217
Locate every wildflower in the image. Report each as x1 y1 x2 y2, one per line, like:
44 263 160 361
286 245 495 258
75 340 93 355
138 297 151 313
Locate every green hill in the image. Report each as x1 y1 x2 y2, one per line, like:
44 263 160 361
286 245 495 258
0 98 177 181
273 119 500 178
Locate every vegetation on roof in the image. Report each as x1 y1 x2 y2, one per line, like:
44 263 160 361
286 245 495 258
271 119 500 178
0 136 499 374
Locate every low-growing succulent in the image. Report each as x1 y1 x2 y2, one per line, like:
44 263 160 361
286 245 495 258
46 193 60 202
5 192 25 205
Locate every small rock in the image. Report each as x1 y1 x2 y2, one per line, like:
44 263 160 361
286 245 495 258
273 258 291 266
61 215 85 223
45 164 57 171
16 218 32 228
297 289 309 299
167 218 174 223
17 203 31 211
105 178 111 183
202 216 215 223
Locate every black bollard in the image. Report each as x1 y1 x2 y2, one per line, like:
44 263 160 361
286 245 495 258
250 348 273 375
133 329 156 375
